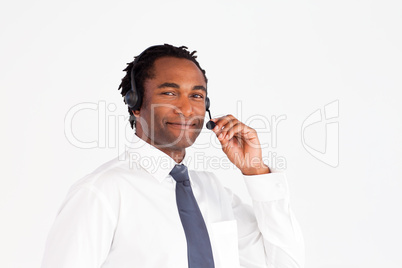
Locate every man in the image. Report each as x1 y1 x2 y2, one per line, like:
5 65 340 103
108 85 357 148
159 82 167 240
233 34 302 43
42 44 304 267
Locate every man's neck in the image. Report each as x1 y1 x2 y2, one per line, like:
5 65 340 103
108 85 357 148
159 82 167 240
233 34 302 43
157 147 185 164
135 133 185 164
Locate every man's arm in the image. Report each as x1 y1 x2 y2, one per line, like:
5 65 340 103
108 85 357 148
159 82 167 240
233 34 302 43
238 171 305 267
41 184 116 268
210 115 305 267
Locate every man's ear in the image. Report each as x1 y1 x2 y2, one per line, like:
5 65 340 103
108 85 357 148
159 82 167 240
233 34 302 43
132 110 140 117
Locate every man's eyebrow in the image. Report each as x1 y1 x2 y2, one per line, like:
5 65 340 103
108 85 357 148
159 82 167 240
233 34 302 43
157 82 180 89
157 83 207 92
193 85 207 92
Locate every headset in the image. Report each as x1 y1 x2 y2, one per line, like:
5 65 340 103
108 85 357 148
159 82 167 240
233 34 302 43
124 45 216 130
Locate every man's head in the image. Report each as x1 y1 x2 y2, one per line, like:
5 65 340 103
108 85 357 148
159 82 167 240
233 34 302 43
118 44 208 153
118 44 208 128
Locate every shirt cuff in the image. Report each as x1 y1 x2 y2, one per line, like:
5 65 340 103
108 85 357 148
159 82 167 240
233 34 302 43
243 170 289 202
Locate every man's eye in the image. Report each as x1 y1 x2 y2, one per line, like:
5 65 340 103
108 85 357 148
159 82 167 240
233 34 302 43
192 94 204 99
162 92 175 96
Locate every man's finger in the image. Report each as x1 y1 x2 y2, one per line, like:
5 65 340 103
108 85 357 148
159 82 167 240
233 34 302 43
219 122 243 141
212 115 235 131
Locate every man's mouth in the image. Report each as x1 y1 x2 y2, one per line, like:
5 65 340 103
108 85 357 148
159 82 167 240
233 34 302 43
166 122 198 129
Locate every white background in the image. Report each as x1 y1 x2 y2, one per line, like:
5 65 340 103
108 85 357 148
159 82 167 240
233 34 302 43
1 0 401 267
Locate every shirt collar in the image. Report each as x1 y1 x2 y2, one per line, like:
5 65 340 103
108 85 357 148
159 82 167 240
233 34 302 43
126 134 189 183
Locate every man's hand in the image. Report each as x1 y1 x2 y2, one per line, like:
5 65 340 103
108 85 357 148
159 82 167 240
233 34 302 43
210 114 270 175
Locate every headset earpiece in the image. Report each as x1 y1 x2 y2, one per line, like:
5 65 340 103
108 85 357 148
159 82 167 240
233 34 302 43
124 56 143 110
124 89 138 109
205 97 210 111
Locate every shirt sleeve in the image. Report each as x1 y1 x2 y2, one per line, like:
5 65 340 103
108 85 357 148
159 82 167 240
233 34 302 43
231 171 305 268
41 184 117 268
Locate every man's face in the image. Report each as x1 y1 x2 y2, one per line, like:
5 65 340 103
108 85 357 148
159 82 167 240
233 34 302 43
134 56 207 151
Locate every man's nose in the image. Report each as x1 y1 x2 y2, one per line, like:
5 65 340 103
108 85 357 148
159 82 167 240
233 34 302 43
175 96 193 117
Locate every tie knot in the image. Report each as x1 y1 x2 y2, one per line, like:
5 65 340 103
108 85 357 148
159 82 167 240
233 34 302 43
169 164 190 183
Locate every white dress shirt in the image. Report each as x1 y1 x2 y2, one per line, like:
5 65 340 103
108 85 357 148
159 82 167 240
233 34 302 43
41 135 304 268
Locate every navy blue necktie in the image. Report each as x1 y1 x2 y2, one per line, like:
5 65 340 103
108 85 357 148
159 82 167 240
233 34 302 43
170 164 215 268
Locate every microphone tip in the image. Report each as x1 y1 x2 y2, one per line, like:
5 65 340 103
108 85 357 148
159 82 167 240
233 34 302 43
206 120 216 130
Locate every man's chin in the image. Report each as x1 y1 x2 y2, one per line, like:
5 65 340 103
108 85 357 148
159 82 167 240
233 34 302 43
156 130 200 149
164 126 201 143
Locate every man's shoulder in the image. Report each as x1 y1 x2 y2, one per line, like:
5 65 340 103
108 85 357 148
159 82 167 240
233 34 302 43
69 154 135 193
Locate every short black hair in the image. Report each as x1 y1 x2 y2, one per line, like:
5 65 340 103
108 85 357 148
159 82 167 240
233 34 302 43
118 44 208 129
